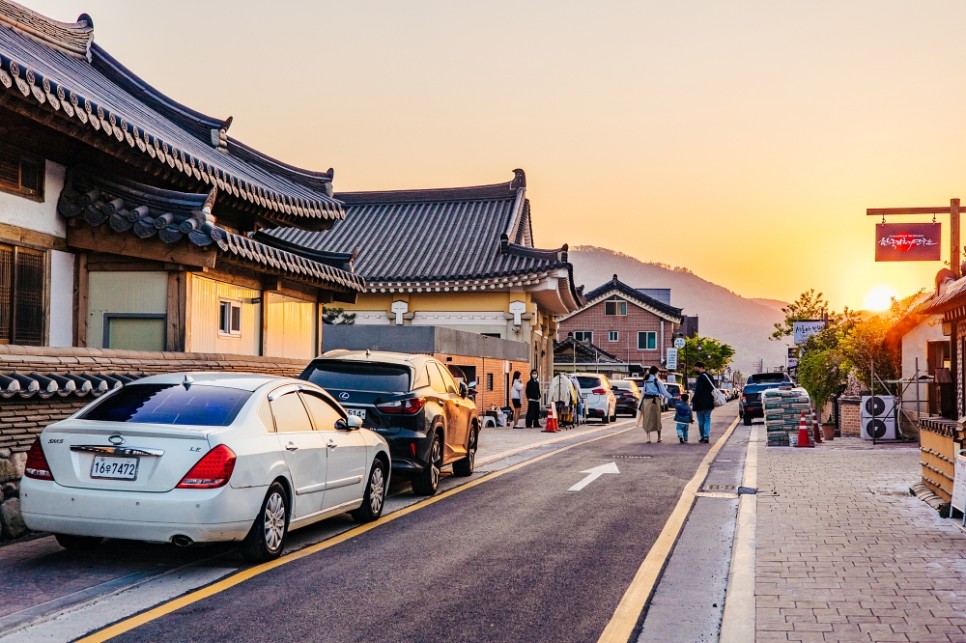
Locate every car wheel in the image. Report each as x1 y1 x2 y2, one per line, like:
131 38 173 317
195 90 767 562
412 434 442 496
453 428 477 477
54 533 104 551
743 415 752 426
241 481 288 562
351 459 387 523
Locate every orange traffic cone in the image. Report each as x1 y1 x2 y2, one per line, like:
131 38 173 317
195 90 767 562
543 403 559 433
811 408 824 444
796 412 814 448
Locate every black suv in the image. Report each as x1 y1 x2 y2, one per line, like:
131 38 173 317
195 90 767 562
740 381 789 425
300 351 479 495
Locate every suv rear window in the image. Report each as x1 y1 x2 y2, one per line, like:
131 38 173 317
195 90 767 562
575 376 603 389
746 373 791 384
80 384 251 426
302 361 411 393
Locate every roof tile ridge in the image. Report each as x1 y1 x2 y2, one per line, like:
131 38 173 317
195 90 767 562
0 0 93 60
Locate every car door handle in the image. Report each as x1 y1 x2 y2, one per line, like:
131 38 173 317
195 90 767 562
326 440 338 449
285 442 299 451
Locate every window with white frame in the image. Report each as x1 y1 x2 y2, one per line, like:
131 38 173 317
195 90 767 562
219 300 241 336
608 331 619 342
637 331 657 350
604 298 627 316
573 331 592 343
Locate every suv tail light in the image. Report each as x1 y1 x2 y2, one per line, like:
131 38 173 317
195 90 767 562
592 388 607 395
24 438 55 481
376 398 426 415
177 445 236 489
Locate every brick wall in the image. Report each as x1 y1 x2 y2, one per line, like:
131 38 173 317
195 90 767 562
837 396 861 437
435 353 529 414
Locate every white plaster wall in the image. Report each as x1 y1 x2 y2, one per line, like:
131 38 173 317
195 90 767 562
0 162 66 236
899 315 944 420
48 249 74 346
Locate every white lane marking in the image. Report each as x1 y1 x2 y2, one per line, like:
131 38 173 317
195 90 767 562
568 462 620 491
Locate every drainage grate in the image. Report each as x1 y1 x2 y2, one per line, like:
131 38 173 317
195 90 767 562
612 454 654 460
703 484 737 491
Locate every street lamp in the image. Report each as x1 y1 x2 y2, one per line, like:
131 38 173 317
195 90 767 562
677 332 688 390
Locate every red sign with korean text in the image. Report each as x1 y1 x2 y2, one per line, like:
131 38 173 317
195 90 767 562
875 223 941 261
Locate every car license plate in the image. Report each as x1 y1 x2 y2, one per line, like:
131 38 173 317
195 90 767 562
345 407 366 421
91 455 139 480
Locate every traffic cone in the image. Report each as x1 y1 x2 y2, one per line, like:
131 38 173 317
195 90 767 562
543 403 559 433
796 412 814 448
811 408 824 444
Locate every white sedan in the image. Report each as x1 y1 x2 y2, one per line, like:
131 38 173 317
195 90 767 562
21 372 390 562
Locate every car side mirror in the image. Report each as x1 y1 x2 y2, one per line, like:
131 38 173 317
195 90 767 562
336 415 363 431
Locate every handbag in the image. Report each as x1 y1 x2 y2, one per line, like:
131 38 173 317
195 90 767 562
706 374 726 407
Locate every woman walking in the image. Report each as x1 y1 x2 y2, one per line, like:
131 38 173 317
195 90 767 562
691 362 715 443
525 369 542 428
510 371 524 428
638 365 675 443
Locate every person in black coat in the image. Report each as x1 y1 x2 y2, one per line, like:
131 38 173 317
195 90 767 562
525 369 542 428
691 362 715 443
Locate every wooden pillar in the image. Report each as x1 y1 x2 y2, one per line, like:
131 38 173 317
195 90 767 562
952 198 960 277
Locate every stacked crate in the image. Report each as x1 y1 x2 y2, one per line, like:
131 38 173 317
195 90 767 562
762 387 811 446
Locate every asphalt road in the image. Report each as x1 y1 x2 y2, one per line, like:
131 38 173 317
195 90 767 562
107 426 713 643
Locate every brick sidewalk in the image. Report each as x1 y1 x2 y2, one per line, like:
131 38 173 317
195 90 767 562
755 438 966 642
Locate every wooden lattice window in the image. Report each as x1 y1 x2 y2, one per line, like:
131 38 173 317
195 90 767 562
0 143 44 199
0 244 45 345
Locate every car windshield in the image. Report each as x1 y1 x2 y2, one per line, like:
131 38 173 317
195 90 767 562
303 361 411 393
80 384 251 426
575 376 602 389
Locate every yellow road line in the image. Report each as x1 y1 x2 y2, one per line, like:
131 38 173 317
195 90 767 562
79 427 635 643
598 415 742 643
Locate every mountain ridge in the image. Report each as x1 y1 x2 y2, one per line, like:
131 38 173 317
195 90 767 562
568 246 788 376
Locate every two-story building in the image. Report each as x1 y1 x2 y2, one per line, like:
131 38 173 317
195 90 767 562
265 169 584 380
556 274 684 372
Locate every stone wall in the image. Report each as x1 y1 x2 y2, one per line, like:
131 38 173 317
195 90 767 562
0 345 306 541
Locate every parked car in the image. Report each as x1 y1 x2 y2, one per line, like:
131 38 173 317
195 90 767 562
571 373 617 423
610 379 642 417
745 372 793 386
299 350 479 496
631 377 681 411
739 382 787 425
20 373 390 562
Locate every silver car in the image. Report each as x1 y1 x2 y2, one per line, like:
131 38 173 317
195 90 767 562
571 373 618 423
21 372 390 562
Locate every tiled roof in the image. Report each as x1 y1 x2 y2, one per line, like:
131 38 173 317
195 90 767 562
921 273 966 315
58 171 364 293
553 336 625 364
579 274 683 321
266 169 572 285
0 370 143 398
0 1 343 227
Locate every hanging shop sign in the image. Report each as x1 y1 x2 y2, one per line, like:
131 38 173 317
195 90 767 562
875 223 941 261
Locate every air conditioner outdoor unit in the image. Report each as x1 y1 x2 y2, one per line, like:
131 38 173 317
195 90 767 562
860 395 898 440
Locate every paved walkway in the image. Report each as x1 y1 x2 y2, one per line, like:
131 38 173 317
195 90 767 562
753 437 966 643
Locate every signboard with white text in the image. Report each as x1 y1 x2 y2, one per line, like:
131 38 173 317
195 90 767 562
793 320 826 345
875 223 941 261
666 348 678 371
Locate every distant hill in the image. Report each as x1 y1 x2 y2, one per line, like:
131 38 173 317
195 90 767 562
568 246 787 377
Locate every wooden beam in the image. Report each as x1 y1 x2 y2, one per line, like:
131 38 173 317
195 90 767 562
0 222 69 252
866 207 954 216
67 224 217 268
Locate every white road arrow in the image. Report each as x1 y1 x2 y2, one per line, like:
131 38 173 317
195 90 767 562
568 462 620 492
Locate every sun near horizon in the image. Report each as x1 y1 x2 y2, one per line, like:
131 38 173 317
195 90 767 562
862 285 898 311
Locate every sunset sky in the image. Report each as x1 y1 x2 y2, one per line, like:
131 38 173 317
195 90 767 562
26 1 966 311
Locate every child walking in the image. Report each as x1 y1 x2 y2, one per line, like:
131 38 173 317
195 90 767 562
673 392 694 444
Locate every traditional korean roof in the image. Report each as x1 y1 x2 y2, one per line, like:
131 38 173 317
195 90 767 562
265 169 584 314
559 274 683 323
58 170 364 293
0 0 342 228
920 272 966 317
553 336 625 365
0 370 143 398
